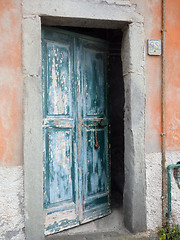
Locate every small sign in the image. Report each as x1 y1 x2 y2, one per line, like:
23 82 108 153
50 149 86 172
148 39 161 55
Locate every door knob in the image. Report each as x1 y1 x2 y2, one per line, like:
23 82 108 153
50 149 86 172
94 122 99 149
98 119 107 127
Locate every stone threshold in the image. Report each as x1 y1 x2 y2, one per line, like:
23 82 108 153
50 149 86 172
46 231 158 240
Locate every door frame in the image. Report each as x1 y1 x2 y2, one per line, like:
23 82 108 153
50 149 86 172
23 2 146 239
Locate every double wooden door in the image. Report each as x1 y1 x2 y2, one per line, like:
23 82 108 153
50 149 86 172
41 27 110 235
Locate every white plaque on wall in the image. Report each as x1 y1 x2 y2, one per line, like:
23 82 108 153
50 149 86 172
148 39 161 56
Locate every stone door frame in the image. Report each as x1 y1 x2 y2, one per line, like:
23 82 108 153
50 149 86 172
23 1 146 239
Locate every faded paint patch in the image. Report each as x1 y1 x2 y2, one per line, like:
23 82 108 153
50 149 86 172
0 68 23 166
0 166 25 240
45 208 77 235
0 0 23 166
47 44 70 116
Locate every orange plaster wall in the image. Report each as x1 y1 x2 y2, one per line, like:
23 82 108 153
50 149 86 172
0 0 23 166
133 0 162 153
145 0 180 152
132 0 180 153
145 0 162 153
165 0 180 151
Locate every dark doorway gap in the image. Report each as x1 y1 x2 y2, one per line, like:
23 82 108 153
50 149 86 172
109 31 124 208
50 25 125 209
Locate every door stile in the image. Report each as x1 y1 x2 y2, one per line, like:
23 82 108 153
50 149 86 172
42 28 79 235
72 37 79 225
42 37 49 210
76 38 84 222
79 38 111 223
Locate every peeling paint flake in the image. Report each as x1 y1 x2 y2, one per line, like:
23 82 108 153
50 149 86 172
47 43 71 116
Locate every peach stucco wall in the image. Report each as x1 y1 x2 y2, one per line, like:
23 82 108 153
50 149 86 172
166 0 180 151
0 0 23 166
144 0 162 153
132 0 180 153
132 0 162 153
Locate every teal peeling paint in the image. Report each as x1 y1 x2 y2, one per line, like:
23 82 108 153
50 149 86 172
42 27 110 235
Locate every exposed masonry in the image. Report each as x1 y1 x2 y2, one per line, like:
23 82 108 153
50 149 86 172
0 167 25 240
23 0 146 239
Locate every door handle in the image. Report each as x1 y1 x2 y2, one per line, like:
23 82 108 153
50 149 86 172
94 120 107 149
98 119 107 127
94 122 99 149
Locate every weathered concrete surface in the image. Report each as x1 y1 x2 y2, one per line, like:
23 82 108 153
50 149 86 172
46 231 158 240
122 22 146 233
145 153 162 230
24 76 44 240
23 0 143 24
0 166 25 240
23 10 44 240
22 16 41 76
146 151 180 230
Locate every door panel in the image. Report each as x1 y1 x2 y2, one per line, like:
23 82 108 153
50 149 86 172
47 129 73 204
44 128 78 234
86 129 106 195
84 128 108 196
46 42 71 116
84 49 105 116
42 27 110 235
42 30 78 235
81 41 110 222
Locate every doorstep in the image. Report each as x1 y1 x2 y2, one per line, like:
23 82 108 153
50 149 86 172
46 231 158 240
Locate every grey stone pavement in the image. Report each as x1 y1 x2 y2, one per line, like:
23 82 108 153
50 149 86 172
46 231 158 240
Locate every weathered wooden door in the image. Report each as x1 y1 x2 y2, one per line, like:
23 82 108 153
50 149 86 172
41 27 110 235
